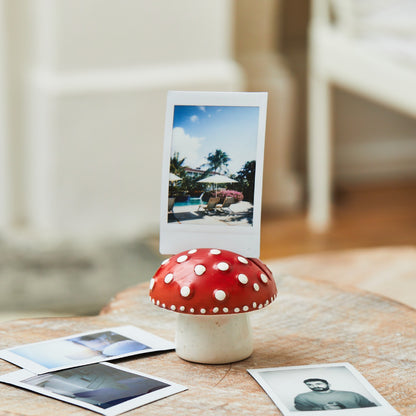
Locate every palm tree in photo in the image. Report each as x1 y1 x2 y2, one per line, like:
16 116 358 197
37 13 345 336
205 149 231 174
170 152 186 177
169 152 187 197
236 160 256 203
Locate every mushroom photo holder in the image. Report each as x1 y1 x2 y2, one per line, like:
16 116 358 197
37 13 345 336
150 248 277 364
153 91 274 364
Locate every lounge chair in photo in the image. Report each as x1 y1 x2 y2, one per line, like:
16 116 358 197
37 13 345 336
168 197 175 213
197 197 220 214
216 197 235 215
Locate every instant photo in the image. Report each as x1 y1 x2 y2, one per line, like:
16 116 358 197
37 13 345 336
0 325 174 374
248 363 399 416
160 91 267 258
0 362 187 416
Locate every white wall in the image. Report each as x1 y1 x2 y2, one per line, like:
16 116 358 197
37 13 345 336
1 0 244 240
0 0 9 228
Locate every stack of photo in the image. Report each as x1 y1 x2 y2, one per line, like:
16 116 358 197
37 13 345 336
0 325 186 415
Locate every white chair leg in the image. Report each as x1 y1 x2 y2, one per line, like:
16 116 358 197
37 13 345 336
307 72 332 232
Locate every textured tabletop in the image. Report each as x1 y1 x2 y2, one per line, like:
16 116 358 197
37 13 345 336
1 247 415 415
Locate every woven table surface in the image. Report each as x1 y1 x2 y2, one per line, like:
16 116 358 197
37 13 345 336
0 247 415 415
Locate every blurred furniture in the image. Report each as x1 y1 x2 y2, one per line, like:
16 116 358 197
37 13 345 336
235 0 302 213
308 0 416 231
1 247 415 415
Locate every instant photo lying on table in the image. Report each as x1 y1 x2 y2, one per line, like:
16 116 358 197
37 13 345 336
248 363 400 416
0 362 187 416
0 325 174 374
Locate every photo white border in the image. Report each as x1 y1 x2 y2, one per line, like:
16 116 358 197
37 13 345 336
247 362 399 416
0 325 174 374
0 362 187 416
159 91 268 258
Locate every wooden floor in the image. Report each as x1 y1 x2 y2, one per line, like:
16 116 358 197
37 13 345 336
260 180 416 260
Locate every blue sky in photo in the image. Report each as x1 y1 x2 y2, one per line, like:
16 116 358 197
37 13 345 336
171 105 259 175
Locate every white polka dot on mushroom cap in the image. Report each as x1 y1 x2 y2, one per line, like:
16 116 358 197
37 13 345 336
177 255 188 263
217 262 229 271
213 307 219 313
260 273 268 283
238 256 248 264
188 249 197 254
223 307 229 313
180 286 191 298
238 274 248 284
253 283 260 292
194 264 206 276
161 258 169 266
200 308 206 314
149 278 155 290
170 305 176 311
214 290 226 301
164 273 174 284
210 249 221 255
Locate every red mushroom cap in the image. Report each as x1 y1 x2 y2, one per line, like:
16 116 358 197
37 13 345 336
149 248 277 315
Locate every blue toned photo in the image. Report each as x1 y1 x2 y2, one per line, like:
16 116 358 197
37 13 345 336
0 325 174 374
160 91 267 257
168 105 259 227
1 362 187 416
9 330 149 369
22 363 169 409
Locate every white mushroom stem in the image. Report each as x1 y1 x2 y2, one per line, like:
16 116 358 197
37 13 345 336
175 314 253 364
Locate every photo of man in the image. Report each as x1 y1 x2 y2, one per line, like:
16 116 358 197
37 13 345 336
294 378 377 411
247 363 399 416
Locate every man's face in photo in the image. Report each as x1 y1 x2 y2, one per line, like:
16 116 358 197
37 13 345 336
305 380 330 392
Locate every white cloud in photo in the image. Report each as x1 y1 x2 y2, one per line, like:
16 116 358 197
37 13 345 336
172 127 205 169
199 106 206 112
190 115 199 123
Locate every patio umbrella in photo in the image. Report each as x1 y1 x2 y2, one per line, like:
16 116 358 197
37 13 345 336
169 172 182 182
198 174 237 197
